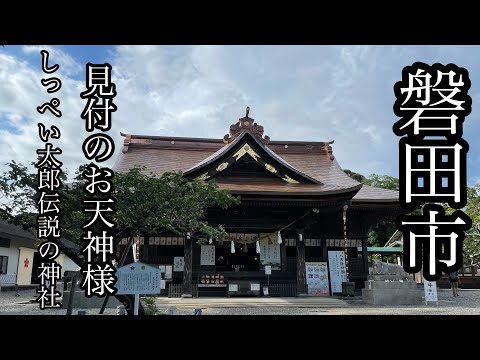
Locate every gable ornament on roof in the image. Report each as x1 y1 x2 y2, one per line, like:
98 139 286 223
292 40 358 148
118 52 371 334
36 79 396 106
224 106 271 145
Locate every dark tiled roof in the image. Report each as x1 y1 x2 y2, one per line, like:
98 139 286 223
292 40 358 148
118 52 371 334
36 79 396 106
0 219 82 251
0 219 36 240
352 185 399 202
58 237 82 252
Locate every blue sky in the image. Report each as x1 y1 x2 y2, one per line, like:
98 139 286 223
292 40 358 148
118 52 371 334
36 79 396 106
0 45 479 184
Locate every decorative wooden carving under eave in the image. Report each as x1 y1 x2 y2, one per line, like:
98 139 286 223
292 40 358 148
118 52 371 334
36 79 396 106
282 175 299 184
223 107 270 145
233 144 260 161
216 162 229 172
264 163 277 174
192 143 302 184
195 173 211 181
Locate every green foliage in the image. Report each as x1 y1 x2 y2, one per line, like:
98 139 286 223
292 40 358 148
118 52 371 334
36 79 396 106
444 184 480 267
142 296 160 315
367 220 397 247
114 166 239 242
363 174 399 191
344 169 480 262
343 169 366 183
0 161 239 316
0 162 239 255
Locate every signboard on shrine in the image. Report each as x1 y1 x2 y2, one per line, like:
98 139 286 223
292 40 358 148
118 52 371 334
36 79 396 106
200 245 216 265
259 234 281 270
328 251 347 294
305 262 330 296
116 262 161 295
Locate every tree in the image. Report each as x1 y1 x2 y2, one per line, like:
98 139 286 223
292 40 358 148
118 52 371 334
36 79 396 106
363 174 399 191
343 169 366 183
444 184 480 269
0 161 239 314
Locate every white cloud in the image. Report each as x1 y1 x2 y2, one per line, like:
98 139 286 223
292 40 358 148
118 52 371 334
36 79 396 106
22 45 82 77
0 45 479 184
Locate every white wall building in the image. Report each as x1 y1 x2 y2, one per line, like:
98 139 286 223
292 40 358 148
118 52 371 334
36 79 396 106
0 220 80 286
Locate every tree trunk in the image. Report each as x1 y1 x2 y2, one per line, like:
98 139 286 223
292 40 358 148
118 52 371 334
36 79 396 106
182 235 193 297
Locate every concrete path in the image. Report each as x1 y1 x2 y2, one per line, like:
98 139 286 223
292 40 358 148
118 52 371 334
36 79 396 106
154 296 350 309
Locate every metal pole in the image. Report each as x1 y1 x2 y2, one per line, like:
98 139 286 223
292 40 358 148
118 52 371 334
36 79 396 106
134 294 140 315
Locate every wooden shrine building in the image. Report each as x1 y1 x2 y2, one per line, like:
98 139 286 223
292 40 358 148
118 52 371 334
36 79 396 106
114 109 403 297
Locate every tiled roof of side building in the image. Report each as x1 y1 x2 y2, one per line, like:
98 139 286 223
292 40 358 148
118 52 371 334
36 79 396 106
0 219 83 251
351 184 399 202
0 219 36 240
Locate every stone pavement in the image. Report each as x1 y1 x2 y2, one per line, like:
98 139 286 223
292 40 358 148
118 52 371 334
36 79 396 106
154 296 350 309
1 288 479 315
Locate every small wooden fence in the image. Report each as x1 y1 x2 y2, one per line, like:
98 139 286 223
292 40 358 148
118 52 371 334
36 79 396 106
168 284 199 298
261 282 297 297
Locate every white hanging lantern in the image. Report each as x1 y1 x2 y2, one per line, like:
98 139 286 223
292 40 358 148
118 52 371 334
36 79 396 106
277 231 283 244
243 243 248 252
209 236 213 244
298 233 303 242
231 240 235 253
256 240 260 253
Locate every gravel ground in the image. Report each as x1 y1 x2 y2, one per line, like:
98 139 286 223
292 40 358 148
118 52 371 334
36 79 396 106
1 288 479 315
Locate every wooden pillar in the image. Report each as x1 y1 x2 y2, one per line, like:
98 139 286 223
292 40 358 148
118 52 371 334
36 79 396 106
182 234 193 297
322 238 327 262
281 242 287 272
296 231 307 296
360 214 369 276
362 238 369 275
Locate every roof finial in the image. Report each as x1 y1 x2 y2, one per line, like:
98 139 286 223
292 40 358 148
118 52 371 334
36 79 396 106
246 106 250 118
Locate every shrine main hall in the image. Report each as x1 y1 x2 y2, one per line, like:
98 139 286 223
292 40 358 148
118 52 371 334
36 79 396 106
114 109 401 297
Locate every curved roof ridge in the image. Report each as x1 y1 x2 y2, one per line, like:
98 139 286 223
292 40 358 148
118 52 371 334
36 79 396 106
184 131 323 185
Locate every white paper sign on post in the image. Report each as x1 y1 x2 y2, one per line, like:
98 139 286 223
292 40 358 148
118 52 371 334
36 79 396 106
165 265 173 280
265 265 272 275
132 242 139 262
423 277 438 305
328 251 347 294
